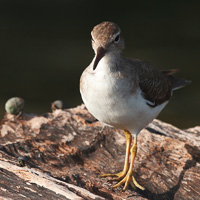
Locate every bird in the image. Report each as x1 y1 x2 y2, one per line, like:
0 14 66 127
80 21 190 191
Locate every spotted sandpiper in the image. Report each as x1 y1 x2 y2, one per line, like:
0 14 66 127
80 21 190 191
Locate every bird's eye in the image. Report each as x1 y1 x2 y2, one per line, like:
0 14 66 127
91 38 95 43
114 34 120 43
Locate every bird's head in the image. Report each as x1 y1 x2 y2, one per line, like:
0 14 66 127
91 21 124 70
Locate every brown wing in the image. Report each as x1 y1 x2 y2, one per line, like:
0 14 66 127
132 59 173 107
121 58 190 107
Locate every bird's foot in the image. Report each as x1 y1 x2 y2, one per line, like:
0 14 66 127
112 172 145 191
100 134 145 191
100 170 144 191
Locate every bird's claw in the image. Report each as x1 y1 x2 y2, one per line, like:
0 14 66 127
112 172 145 191
100 171 144 191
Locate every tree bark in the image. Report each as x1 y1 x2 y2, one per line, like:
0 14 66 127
0 104 199 200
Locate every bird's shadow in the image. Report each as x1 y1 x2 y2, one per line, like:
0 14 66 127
128 144 199 200
145 127 172 138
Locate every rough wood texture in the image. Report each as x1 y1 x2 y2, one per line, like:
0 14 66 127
0 104 199 200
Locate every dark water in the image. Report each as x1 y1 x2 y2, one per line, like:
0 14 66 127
0 1 199 128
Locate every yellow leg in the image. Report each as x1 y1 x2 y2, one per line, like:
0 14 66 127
100 130 131 180
112 137 145 191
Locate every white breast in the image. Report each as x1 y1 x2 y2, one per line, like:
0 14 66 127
80 55 168 136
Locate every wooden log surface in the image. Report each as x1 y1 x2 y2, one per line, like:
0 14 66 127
0 104 199 200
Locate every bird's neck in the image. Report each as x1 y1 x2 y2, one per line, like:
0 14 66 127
102 51 121 68
91 51 122 73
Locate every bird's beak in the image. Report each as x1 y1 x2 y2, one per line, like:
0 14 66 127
93 47 106 70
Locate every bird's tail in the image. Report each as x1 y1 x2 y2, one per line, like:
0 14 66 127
172 78 191 90
162 69 191 91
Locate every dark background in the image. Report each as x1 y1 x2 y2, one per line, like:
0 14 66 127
0 0 199 128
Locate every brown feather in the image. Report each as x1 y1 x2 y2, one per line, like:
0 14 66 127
124 59 190 107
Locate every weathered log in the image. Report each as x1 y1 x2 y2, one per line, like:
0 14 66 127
0 104 199 200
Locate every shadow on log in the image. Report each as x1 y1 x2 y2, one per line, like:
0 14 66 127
0 104 199 200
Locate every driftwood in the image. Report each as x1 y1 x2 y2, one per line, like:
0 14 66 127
0 104 199 200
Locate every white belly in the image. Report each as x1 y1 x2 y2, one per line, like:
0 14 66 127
80 58 168 135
